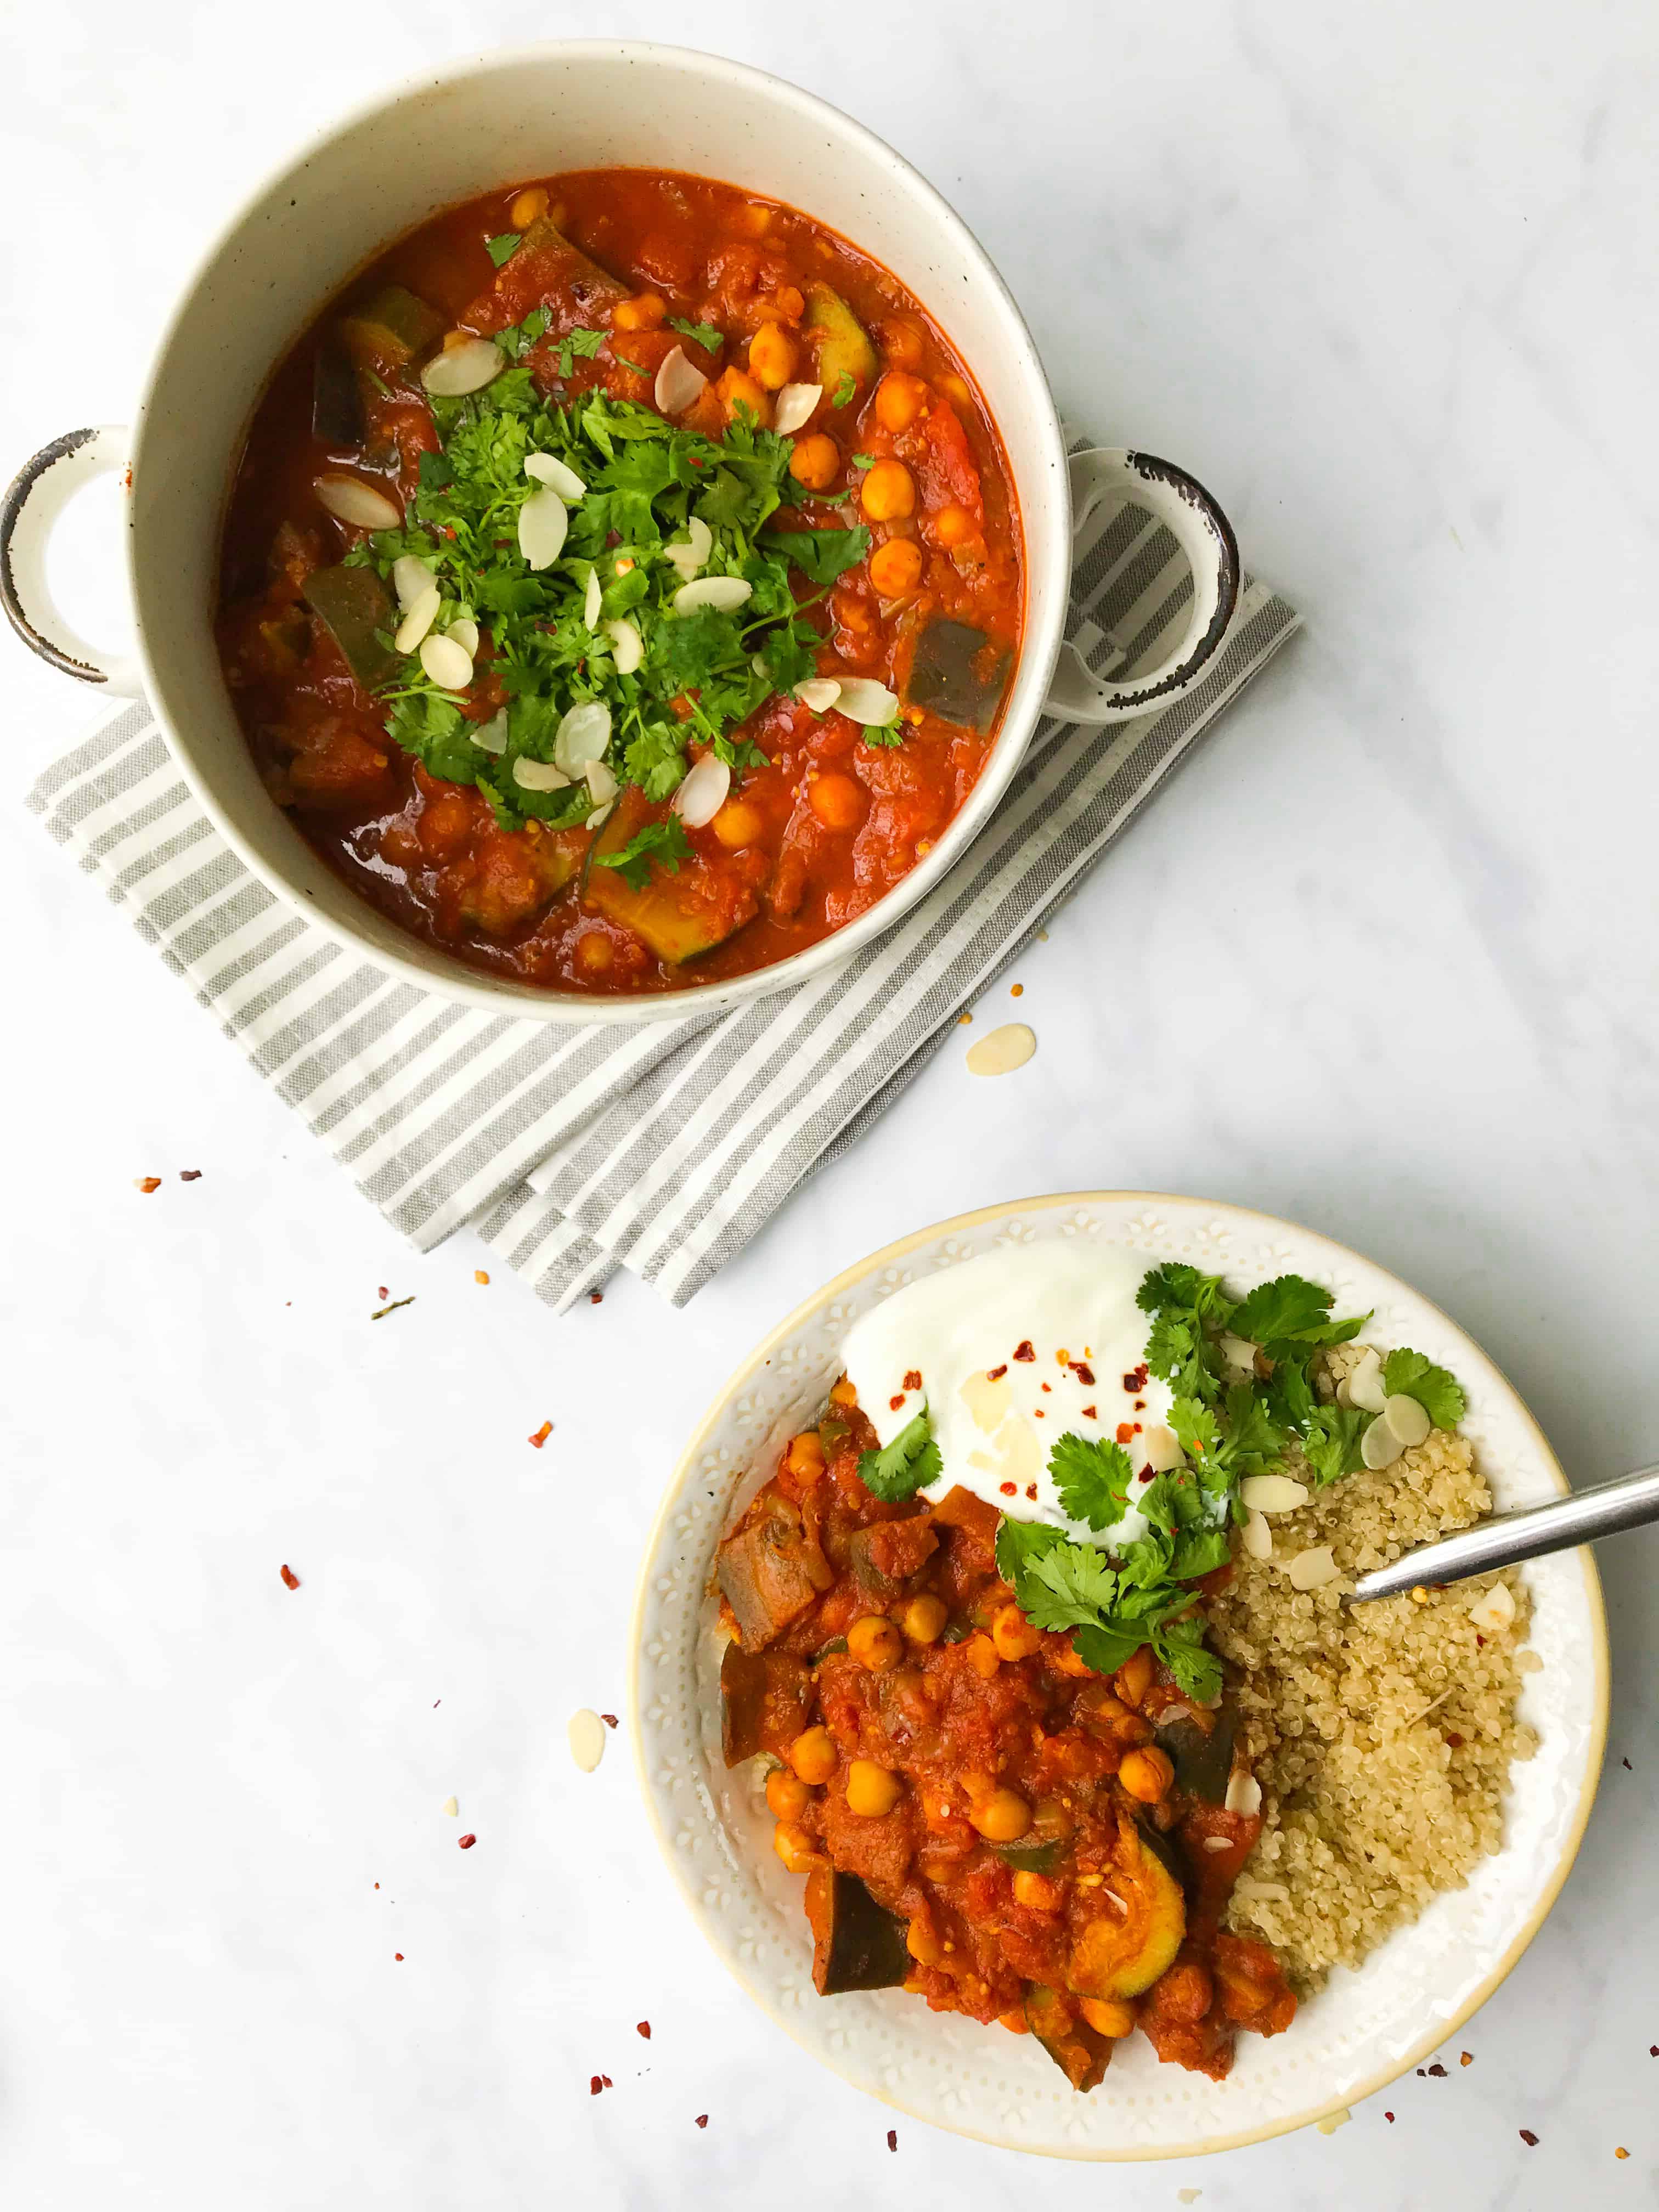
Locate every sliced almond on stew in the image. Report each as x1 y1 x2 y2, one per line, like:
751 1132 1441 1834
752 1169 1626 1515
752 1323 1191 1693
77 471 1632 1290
445 616 479 658
393 585 442 655
1239 1474 1310 1516
832 676 901 726
672 754 731 828
794 677 842 714
314 473 402 531
1218 1333 1259 1379
419 633 473 691
421 337 506 397
663 516 713 582
603 617 643 674
470 710 509 754
518 486 568 571
524 450 586 499
553 700 612 775
1224 1770 1262 1817
584 759 619 807
392 554 437 609
512 758 571 792
653 344 708 416
1140 1424 1186 1473
583 567 603 630
673 575 753 614
772 382 823 435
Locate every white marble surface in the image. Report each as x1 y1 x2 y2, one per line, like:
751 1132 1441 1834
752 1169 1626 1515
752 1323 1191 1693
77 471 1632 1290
3 3 1656 2204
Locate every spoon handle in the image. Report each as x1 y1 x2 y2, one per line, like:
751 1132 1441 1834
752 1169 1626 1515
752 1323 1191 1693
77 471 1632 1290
1347 1462 1659 1604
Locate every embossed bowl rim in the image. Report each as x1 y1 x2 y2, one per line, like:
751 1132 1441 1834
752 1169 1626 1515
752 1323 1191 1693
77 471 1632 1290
628 1191 1609 2159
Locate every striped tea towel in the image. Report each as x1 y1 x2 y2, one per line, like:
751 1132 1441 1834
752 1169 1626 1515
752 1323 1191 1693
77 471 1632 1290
27 470 1298 1312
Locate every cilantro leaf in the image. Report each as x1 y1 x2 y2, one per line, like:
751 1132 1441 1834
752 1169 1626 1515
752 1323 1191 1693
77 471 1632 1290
555 325 608 379
762 526 871 585
1301 1404 1371 1487
495 306 551 361
857 1408 943 1502
668 317 723 352
1048 1432 1135 1531
831 370 856 408
1380 1349 1466 1431
1231 1272 1369 1353
1012 1538 1121 1634
591 816 692 891
850 453 874 470
486 232 522 268
1070 1620 1146 1677
1155 1614 1224 1702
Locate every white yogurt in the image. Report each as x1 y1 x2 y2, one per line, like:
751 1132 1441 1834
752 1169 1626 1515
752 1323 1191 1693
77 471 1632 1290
840 1243 1177 1545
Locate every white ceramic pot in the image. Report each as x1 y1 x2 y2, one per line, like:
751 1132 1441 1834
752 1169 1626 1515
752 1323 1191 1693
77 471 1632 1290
1 41 1240 1026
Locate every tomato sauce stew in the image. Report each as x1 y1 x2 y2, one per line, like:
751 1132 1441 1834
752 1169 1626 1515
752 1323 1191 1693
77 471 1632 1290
217 172 1023 995
716 1383 1296 2088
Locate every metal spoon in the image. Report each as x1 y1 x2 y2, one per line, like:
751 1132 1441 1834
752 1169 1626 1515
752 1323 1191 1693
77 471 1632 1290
1347 1462 1659 1604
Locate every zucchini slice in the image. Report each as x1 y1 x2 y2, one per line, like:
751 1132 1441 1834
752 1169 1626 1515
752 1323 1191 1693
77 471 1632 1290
300 563 399 690
584 798 754 964
338 285 445 375
804 284 877 393
1065 1816 1186 2000
1025 1985 1111 2092
805 1868 910 1995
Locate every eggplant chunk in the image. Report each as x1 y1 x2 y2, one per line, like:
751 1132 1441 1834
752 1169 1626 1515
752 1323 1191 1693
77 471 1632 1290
805 284 877 393
716 1496 831 1650
513 215 629 320
338 285 445 375
805 1868 910 1995
1025 1985 1111 2092
1066 1817 1186 2000
720 1641 812 1767
1156 1706 1238 1804
301 563 400 691
313 339 366 449
584 800 754 963
904 617 1012 735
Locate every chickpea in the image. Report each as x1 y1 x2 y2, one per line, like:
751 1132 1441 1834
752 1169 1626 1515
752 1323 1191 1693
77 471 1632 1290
1118 1746 1175 1804
789 433 840 492
830 1376 858 1408
997 2007 1031 2036
747 320 799 390
930 503 977 549
740 201 774 235
785 1430 827 1480
901 1593 949 1645
963 1634 1001 1681
612 291 668 332
860 459 916 522
1079 1997 1137 2039
772 1821 822 1874
938 371 973 408
969 1787 1031 1843
508 185 549 229
845 1759 904 1818
991 1604 1042 1663
808 773 865 832
906 1917 943 1966
575 932 613 975
874 372 929 433
716 366 770 426
710 798 764 850
1115 1646 1156 1708
769 284 806 324
765 1768 811 1821
847 1615 902 1672
880 318 926 370
868 538 924 597
788 1725 839 1786
1011 1869 1061 1912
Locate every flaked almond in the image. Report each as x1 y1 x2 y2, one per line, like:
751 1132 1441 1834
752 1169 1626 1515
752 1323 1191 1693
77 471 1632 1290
1234 1876 1290 1903
584 759 619 807
673 575 753 614
1218 1333 1259 1379
419 633 473 691
518 485 568 570
663 516 713 582
314 473 402 531
1141 1424 1186 1473
1240 1509 1273 1561
392 554 437 609
1201 1834 1233 1853
795 677 842 714
1347 1346 1387 1413
1468 1580 1516 1633
442 1795 459 1818
832 675 901 727
553 700 612 775
1225 1770 1263 1817
470 710 509 754
1240 1474 1310 1516
524 450 586 498
447 616 479 658
772 381 822 435
965 1022 1036 1077
672 754 731 828
1381 1392 1431 1448
393 585 442 654
1286 1544 1339 1590
421 337 505 397
568 1708 608 1773
512 758 571 792
1361 1415 1406 1471
583 568 603 629
603 617 643 674
653 344 708 415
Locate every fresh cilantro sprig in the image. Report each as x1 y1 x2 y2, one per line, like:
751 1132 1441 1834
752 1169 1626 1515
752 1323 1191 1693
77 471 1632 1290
486 232 522 269
1048 1432 1135 1530
591 817 692 891
668 317 723 352
857 1407 942 1502
1381 1349 1466 1431
554 326 608 379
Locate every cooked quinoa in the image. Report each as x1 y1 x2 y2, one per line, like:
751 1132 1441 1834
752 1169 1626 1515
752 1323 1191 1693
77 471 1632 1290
1206 1342 1536 1991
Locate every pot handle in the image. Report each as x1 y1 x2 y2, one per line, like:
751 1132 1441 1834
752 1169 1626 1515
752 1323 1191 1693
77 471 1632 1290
1041 448 1240 725
1 426 142 693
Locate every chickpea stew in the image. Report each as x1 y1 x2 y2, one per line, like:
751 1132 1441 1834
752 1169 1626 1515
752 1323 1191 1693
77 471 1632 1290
216 173 1023 994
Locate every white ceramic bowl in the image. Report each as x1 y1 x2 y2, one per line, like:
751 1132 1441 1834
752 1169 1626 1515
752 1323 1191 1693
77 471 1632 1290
2 42 1239 1026
629 1192 1607 2160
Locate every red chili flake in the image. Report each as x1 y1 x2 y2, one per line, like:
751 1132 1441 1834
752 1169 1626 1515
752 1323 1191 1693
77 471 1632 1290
394 1952 404 1961
1081 1404 1097 1419
279 1564 300 1590
1116 1423 1136 1444
601 2075 613 2088
458 1833 477 1850
695 2114 708 2129
1024 1483 1037 1500
1122 1364 1148 1392
134 1176 162 1194
590 2076 603 2096
374 1882 380 1890
1459 2052 1472 2067
889 1395 906 1411
378 1286 389 1300
1012 1341 1035 1362
1623 1757 1632 1770
1010 983 1024 997
1032 1409 1045 1418
179 1169 202 1182
528 1421 552 1448
987 1364 1008 1381
1616 2146 1630 2159
1519 2130 1539 2147
1427 2063 1447 2077
1070 1363 1096 1387
1446 1732 1465 1748
1138 1468 1154 1483
1040 1380 1052 1392
887 2129 898 2151
589 1291 603 1305
636 2022 651 2040
1416 2069 1426 2078
998 1481 1018 1496
902 1369 922 1392
601 1714 618 1729
1384 2112 1395 2123
1650 2045 1658 2057
1132 1397 1146 1410
1475 1633 1486 1646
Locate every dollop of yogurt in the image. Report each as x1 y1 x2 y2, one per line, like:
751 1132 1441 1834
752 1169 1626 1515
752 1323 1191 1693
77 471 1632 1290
840 1243 1180 1545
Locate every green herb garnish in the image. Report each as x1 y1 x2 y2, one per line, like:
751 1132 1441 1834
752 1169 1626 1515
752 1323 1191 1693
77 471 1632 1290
486 232 522 268
1381 1349 1466 1431
668 317 724 352
857 1407 942 1502
591 816 692 891
762 527 871 586
831 371 857 408
554 326 608 379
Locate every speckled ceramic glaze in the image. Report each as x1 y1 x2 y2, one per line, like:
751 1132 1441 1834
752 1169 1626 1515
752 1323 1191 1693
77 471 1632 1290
629 1193 1607 2160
